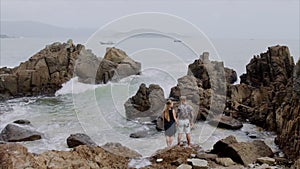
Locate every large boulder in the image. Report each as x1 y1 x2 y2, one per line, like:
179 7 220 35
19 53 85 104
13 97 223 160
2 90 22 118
0 40 84 99
0 123 42 142
101 142 142 158
75 49 101 84
212 136 273 166
208 115 243 130
211 135 238 154
95 47 141 84
66 133 97 148
124 83 165 122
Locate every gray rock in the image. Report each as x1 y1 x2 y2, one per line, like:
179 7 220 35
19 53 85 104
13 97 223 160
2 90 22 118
208 115 243 130
187 158 208 169
0 123 42 142
215 157 236 167
177 164 192 169
129 130 156 138
124 83 165 122
66 133 97 148
256 157 276 165
13 119 31 125
196 153 218 160
223 140 273 165
211 135 238 154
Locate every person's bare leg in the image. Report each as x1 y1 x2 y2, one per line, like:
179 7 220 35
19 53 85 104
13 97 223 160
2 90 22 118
177 133 182 147
166 136 169 147
169 136 173 146
186 133 191 147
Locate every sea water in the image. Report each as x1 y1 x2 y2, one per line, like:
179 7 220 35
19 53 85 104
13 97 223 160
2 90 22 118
0 36 298 156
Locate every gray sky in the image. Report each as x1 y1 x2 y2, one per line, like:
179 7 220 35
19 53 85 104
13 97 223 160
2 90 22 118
1 0 299 39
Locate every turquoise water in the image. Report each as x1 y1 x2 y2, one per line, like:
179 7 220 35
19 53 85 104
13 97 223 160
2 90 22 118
0 36 298 156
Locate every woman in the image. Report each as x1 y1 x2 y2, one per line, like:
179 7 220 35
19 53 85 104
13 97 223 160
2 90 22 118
162 100 178 147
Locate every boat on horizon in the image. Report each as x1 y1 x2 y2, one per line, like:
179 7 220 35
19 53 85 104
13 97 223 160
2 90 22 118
99 41 115 45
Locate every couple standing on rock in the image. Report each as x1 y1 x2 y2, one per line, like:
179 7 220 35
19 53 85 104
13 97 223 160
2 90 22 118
162 96 193 147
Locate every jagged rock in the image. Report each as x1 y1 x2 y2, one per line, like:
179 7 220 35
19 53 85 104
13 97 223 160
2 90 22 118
75 49 101 83
187 158 208 169
0 143 130 168
169 75 209 121
104 47 127 63
226 46 299 160
224 141 273 165
208 115 243 130
211 136 273 165
0 123 42 142
101 142 142 158
95 47 141 84
76 47 141 84
0 143 41 168
0 43 141 99
124 83 165 122
225 67 238 84
151 146 195 168
215 157 236 167
211 135 238 154
95 59 118 83
0 40 84 99
256 157 276 165
66 133 97 148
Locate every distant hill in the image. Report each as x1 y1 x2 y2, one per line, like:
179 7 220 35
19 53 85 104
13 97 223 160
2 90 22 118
0 34 14 38
0 21 96 38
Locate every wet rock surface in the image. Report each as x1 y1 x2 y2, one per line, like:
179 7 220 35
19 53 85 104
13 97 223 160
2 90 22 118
66 133 97 148
124 83 165 122
0 40 82 99
0 43 141 99
0 123 42 142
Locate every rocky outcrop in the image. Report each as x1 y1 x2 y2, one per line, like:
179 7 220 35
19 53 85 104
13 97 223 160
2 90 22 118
76 47 141 84
0 40 82 99
124 83 165 122
226 45 299 160
208 115 243 130
0 43 141 99
211 135 273 166
0 143 130 168
66 133 97 148
169 53 237 121
0 123 42 142
275 59 300 160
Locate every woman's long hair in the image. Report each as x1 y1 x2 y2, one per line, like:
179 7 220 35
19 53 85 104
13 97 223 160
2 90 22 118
163 100 172 122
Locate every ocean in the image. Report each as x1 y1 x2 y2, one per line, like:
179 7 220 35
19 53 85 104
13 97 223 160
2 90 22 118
0 36 298 156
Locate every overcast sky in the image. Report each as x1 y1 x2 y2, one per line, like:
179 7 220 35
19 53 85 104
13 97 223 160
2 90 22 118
1 0 299 39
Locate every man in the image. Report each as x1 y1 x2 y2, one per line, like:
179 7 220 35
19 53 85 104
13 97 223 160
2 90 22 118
177 96 193 147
